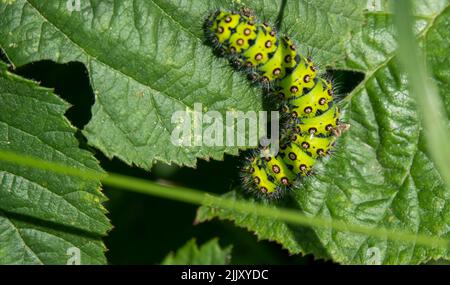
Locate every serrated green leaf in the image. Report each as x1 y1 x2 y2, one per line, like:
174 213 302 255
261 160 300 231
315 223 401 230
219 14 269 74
197 1 450 265
0 0 364 168
2 0 448 265
196 191 331 260
161 238 232 265
0 0 255 168
0 62 110 264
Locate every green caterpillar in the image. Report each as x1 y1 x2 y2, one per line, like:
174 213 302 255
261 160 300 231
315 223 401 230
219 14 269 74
205 9 349 198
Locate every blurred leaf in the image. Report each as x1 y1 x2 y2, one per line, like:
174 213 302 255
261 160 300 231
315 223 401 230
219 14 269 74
425 2 450 127
161 238 232 265
0 62 109 264
197 1 450 264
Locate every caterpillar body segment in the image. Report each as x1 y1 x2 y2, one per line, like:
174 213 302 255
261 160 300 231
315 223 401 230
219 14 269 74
205 9 349 198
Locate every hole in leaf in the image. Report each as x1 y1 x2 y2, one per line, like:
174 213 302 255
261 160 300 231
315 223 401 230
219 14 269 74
15 60 94 130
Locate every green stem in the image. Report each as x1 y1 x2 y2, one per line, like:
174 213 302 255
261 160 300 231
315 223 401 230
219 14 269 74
393 0 450 189
0 149 448 250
